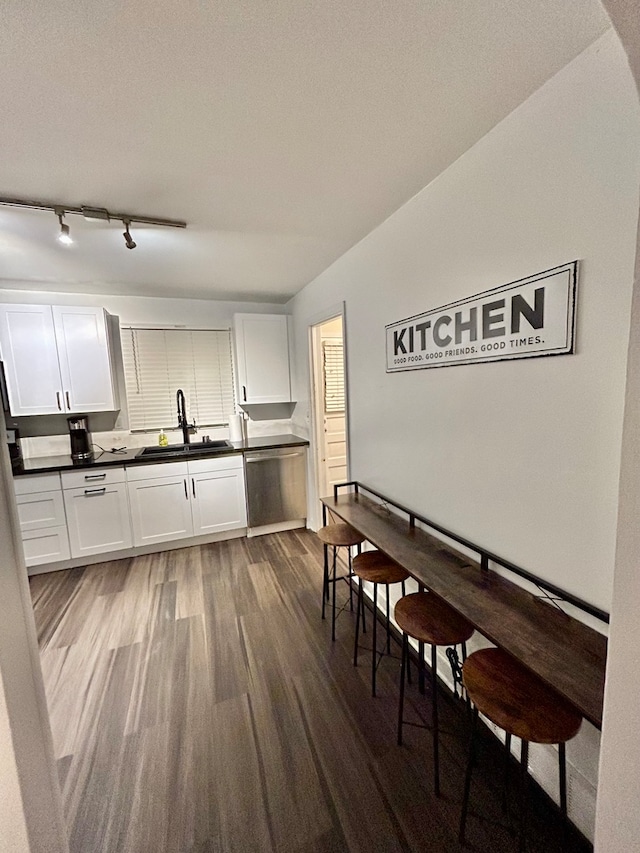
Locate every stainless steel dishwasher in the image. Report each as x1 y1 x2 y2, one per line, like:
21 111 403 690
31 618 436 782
244 446 307 530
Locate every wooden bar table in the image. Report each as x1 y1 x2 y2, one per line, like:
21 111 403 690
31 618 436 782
321 490 607 729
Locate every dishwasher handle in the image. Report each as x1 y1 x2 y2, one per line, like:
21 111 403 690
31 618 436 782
245 450 305 462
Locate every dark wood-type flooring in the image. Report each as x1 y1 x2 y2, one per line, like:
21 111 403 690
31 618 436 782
30 530 592 853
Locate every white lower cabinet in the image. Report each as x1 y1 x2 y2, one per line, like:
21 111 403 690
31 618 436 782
189 455 247 535
61 467 132 558
15 453 248 569
127 462 194 547
14 473 70 567
126 455 246 547
21 526 70 566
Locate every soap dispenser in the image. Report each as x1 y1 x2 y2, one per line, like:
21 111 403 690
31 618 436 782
158 429 168 447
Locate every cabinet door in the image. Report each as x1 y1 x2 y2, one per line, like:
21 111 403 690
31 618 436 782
234 314 291 403
52 306 115 412
127 475 194 547
191 468 247 535
0 304 64 415
63 482 132 558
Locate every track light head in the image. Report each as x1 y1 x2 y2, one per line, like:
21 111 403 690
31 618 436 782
56 210 73 245
122 220 137 250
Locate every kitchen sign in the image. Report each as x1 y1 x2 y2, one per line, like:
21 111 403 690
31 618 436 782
386 261 577 372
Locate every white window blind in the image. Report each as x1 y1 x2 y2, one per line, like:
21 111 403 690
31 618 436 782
121 327 236 431
322 339 345 413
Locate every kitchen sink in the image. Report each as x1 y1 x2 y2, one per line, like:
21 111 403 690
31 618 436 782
136 440 232 459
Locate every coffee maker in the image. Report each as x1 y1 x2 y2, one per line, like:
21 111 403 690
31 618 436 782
6 425 23 472
67 415 93 461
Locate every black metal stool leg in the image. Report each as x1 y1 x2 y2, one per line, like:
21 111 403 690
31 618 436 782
503 732 512 814
418 641 425 694
398 632 407 745
559 741 568 816
386 588 392 654
559 741 569 848
372 583 378 697
432 644 440 796
321 544 329 619
348 548 354 611
519 740 530 852
459 705 479 843
331 546 338 641
354 580 362 667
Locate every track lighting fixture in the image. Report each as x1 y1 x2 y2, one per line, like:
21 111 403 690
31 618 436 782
0 196 186 251
122 220 137 250
56 210 73 245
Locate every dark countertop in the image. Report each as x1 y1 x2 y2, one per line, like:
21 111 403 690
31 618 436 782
14 434 309 476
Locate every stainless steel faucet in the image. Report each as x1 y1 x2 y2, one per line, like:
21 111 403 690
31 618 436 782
176 389 195 444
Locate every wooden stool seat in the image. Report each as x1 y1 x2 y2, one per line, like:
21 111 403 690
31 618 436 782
353 550 410 585
463 648 582 745
352 549 408 696
460 647 582 850
318 523 365 548
395 592 474 647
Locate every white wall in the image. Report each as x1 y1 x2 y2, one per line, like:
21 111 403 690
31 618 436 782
594 4 640 850
290 29 640 616
289 30 640 841
0 438 68 852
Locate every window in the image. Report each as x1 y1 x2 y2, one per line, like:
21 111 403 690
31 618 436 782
322 339 345 413
121 327 236 431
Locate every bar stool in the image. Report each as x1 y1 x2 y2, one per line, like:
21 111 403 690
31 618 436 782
353 550 410 697
459 647 582 851
395 591 474 796
317 522 365 641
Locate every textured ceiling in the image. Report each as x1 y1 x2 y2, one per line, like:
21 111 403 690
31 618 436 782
0 1 610 302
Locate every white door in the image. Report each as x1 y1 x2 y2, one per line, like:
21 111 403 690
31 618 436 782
63 482 133 558
324 412 347 492
0 304 64 415
191 468 247 535
128 475 194 547
52 306 115 412
311 316 348 502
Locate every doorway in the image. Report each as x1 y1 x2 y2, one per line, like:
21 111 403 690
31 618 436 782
310 314 348 514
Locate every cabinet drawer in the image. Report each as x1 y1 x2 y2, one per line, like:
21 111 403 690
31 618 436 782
61 466 125 489
187 454 243 475
21 526 70 567
125 461 188 481
15 490 66 532
14 472 61 495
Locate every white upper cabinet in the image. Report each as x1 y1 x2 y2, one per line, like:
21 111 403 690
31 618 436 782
0 303 117 415
233 313 292 404
52 306 116 412
0 304 64 415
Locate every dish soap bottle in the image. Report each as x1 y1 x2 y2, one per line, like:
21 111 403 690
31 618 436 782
158 429 168 447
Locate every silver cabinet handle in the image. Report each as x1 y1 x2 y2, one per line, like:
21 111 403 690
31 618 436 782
65 391 71 410
84 473 106 481
84 487 106 496
192 478 196 498
184 479 188 499
56 391 62 411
